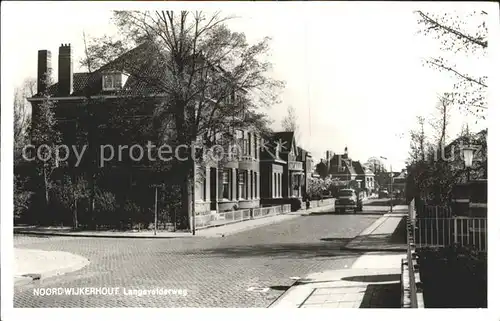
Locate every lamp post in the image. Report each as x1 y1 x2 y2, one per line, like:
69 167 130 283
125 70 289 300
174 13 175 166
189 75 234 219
380 156 393 213
462 145 475 182
150 184 163 236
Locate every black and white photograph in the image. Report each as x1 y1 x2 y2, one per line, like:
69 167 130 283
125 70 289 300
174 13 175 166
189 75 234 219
1 0 498 318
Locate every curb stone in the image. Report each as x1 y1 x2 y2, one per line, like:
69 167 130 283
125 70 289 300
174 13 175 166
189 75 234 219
14 250 90 287
14 230 198 239
14 275 36 286
14 204 337 239
343 212 407 252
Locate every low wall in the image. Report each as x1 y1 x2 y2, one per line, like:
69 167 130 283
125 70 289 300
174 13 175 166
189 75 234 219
194 204 290 230
308 198 335 209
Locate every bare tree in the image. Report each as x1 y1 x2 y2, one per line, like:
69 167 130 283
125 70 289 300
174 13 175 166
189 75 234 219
408 116 427 163
428 94 452 153
14 78 37 221
416 10 487 120
25 71 62 214
281 105 298 131
82 11 284 229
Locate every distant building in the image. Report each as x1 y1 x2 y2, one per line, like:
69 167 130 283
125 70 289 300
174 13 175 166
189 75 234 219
352 161 375 195
326 147 357 181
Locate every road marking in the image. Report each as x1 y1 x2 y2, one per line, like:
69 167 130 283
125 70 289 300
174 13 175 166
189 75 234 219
247 287 270 293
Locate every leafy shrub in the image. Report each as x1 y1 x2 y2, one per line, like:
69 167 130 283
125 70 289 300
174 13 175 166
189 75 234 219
417 245 487 308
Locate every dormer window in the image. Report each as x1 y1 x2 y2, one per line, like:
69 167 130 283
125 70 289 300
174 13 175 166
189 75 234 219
102 71 129 91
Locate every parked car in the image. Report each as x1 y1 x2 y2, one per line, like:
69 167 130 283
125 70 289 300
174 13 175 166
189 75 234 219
335 189 363 213
378 189 388 198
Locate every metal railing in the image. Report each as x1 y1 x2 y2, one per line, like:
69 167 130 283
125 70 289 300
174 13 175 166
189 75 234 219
405 215 421 308
195 204 289 229
412 216 487 252
417 203 453 218
308 198 335 209
406 215 418 308
288 161 303 171
409 199 416 221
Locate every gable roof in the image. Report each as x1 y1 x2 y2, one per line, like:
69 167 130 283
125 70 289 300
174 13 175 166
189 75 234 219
34 41 248 100
352 161 364 176
272 131 296 155
32 42 206 99
363 167 374 176
296 146 312 161
328 154 355 176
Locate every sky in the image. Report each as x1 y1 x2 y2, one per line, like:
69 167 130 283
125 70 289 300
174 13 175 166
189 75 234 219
2 1 494 172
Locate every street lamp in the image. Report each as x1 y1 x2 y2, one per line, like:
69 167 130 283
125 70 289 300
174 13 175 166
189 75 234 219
380 156 393 213
462 145 475 182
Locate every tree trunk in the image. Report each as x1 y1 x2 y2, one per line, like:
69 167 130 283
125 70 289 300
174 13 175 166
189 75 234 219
180 159 194 231
43 165 50 206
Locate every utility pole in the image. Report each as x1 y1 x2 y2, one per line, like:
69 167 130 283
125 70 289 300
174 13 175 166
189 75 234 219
389 164 393 213
154 186 158 236
380 156 393 213
192 142 197 236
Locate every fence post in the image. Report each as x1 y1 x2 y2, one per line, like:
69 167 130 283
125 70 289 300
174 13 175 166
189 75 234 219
453 218 458 244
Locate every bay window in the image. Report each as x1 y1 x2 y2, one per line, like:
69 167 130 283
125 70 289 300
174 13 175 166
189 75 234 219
274 173 277 198
278 173 281 198
250 170 253 199
238 170 246 199
254 172 258 198
219 169 230 200
247 132 252 156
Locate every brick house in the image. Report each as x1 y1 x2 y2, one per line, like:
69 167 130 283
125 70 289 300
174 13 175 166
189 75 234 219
352 161 375 195
326 148 357 182
260 131 305 205
197 128 261 214
297 146 313 198
28 43 262 222
392 169 407 197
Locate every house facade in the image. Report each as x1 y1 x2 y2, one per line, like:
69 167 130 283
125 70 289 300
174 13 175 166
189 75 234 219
326 148 357 182
392 169 407 197
194 129 261 214
28 43 263 222
260 131 306 204
352 161 375 195
297 146 313 198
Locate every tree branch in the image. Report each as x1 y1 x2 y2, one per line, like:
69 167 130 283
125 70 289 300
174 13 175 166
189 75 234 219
425 58 487 88
416 10 488 48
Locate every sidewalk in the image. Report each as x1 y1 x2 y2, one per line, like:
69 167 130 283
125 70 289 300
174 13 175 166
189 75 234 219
344 205 408 252
14 248 90 286
271 252 406 308
14 204 335 239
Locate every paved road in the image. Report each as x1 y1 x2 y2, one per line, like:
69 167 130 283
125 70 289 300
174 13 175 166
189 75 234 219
14 210 383 308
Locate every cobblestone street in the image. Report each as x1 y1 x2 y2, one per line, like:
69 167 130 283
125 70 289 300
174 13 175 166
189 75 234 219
14 212 381 308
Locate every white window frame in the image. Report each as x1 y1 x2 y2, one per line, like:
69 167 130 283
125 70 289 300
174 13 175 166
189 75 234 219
221 169 230 200
238 170 246 200
102 72 127 91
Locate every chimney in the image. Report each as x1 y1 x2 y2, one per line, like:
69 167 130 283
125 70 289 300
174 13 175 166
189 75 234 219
344 146 348 159
58 43 73 96
37 50 52 94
